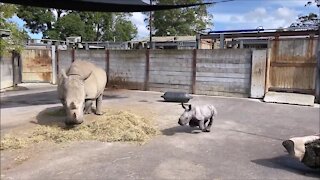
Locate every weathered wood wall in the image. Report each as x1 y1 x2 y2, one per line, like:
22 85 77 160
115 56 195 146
56 49 252 97
268 38 317 94
0 53 13 90
21 49 52 83
109 50 146 90
196 49 252 97
149 50 193 93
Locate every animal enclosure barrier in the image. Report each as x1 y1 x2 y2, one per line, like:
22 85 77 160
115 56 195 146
57 49 253 98
267 37 317 94
20 48 53 83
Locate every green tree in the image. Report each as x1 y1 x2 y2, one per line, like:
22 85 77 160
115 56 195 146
290 0 319 29
17 7 137 41
109 13 137 41
148 0 212 36
0 3 28 55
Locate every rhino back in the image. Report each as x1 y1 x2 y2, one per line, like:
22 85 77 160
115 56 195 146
67 60 96 79
84 66 107 99
193 105 215 120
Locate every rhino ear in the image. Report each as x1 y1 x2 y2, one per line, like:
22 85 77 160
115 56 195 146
60 69 68 79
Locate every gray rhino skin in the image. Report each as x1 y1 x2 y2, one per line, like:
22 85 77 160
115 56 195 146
178 103 217 132
57 60 107 125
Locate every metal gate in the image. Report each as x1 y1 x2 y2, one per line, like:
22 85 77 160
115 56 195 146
267 37 317 94
21 48 52 83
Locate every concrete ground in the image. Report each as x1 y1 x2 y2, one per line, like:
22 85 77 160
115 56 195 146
1 83 320 180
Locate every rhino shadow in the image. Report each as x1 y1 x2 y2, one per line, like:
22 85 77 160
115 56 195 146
251 155 320 178
31 106 66 128
161 126 201 136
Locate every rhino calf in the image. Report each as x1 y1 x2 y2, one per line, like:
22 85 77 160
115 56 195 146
57 60 107 125
178 103 217 132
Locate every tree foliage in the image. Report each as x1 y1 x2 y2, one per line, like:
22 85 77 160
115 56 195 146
17 7 137 41
290 0 319 29
147 0 212 36
290 13 319 29
0 3 28 55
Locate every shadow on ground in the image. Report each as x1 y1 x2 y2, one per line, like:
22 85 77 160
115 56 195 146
252 155 320 178
161 126 201 136
1 91 127 109
30 106 66 127
1 91 60 109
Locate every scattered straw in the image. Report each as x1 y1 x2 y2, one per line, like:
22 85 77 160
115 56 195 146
1 110 157 150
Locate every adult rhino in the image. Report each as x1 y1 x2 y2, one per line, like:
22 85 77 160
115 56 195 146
58 60 107 125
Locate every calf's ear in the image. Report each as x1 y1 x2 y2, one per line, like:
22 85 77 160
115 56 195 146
181 103 187 110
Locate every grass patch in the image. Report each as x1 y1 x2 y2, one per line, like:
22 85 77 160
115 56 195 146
1 110 157 150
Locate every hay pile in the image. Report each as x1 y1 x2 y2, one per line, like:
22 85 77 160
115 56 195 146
1 110 157 150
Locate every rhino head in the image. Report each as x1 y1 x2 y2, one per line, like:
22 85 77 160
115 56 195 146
60 69 86 125
178 103 193 126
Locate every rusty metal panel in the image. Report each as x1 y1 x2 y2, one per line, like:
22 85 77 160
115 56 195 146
269 38 317 93
21 49 52 82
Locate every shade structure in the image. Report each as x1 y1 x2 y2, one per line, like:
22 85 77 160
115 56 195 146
0 0 213 12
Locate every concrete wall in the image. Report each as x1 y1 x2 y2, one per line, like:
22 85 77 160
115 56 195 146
0 54 13 90
196 49 252 97
75 49 106 69
56 49 256 97
109 50 146 90
149 50 193 93
57 50 73 73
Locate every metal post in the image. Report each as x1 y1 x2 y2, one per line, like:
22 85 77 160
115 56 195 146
219 34 224 49
192 49 197 94
316 26 320 103
51 45 56 84
240 40 244 49
149 0 153 49
316 1 320 103
145 49 150 91
196 34 200 49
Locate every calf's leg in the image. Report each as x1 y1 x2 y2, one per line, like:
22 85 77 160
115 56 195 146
199 120 206 132
205 117 214 132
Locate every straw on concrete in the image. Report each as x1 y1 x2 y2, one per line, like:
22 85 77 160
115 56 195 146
1 110 157 150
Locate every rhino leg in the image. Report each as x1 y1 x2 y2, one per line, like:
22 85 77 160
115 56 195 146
205 117 214 132
84 100 93 114
199 120 206 132
95 94 103 115
60 99 67 112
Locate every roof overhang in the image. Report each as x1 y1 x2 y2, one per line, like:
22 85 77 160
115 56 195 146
0 0 213 12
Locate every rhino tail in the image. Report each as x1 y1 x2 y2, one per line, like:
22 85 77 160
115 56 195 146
211 105 218 116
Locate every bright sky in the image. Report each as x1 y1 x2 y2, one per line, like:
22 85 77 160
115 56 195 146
8 0 320 40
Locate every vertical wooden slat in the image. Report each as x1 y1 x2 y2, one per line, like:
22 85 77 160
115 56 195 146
145 49 150 91
192 49 197 94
